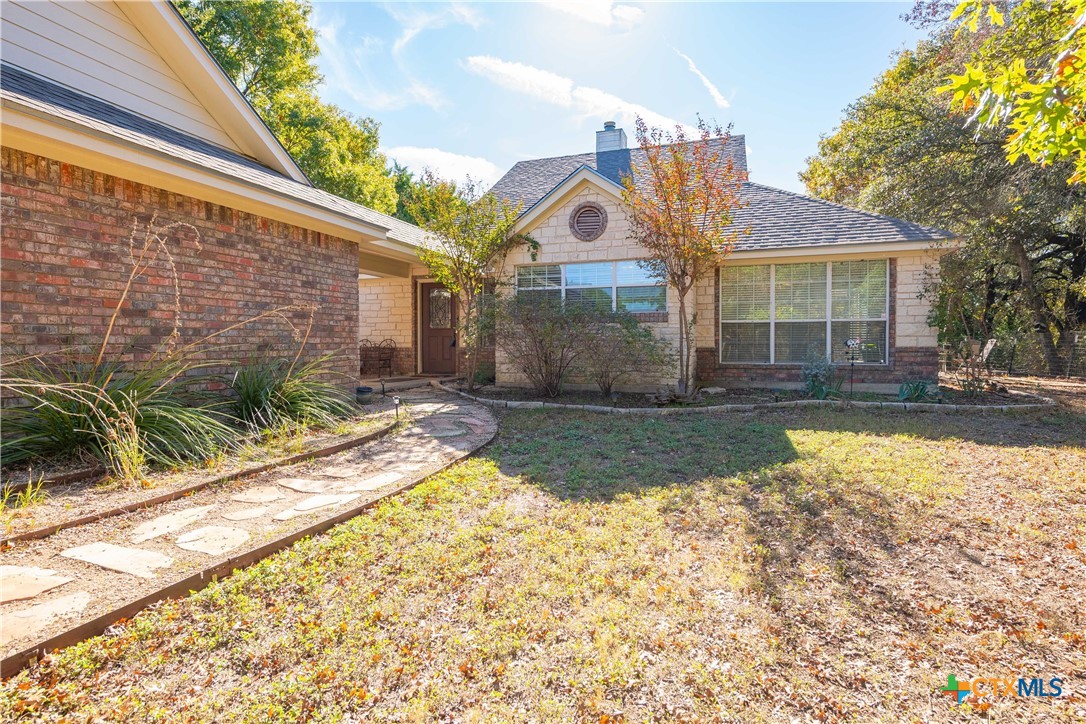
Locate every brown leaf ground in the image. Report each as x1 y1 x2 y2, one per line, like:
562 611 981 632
2 383 1084 722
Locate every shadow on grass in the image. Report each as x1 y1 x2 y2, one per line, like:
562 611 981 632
483 410 799 502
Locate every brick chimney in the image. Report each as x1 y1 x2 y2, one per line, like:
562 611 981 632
595 120 627 153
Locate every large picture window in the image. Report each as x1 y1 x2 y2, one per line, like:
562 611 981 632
516 261 666 313
719 259 888 364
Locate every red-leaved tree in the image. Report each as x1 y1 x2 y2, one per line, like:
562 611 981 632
622 116 748 394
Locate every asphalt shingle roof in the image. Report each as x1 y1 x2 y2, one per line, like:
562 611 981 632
0 63 428 248
489 136 951 250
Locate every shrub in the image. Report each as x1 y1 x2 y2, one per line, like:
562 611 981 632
580 312 673 396
1 356 235 480
801 356 843 400
898 380 930 402
495 295 595 397
227 354 355 432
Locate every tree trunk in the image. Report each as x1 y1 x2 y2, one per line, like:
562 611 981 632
676 290 691 394
1008 237 1062 374
460 291 477 391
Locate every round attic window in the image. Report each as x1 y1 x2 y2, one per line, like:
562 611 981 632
569 202 607 241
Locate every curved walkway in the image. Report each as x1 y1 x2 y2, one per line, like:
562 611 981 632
0 387 496 670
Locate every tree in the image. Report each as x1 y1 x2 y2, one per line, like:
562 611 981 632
622 116 747 394
943 0 1086 183
177 0 397 214
405 173 536 391
803 28 1086 374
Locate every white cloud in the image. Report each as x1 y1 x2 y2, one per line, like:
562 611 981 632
539 0 643 28
384 146 503 187
464 55 692 134
316 14 444 111
674 49 729 109
385 2 483 54
462 56 574 106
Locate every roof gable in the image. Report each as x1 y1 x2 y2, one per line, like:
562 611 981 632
490 137 951 252
0 0 306 183
514 165 624 233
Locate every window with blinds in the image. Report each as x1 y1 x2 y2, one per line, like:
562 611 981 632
515 261 666 313
719 259 889 364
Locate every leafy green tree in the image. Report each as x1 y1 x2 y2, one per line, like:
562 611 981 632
943 0 1086 184
406 173 535 391
177 0 397 214
803 27 1086 373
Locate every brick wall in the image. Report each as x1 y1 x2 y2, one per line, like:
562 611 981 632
1 148 359 385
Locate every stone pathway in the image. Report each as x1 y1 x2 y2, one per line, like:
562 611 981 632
0 389 496 658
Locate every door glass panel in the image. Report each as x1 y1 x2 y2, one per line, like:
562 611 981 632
429 288 452 328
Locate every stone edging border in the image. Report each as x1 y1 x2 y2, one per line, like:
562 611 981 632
0 418 400 547
435 382 1056 415
1 421 498 679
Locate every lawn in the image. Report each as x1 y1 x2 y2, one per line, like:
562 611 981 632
3 404 1084 721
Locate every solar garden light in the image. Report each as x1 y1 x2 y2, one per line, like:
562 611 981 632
393 395 401 419
845 338 862 396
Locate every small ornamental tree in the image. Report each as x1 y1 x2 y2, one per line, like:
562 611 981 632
622 116 748 394
406 172 536 391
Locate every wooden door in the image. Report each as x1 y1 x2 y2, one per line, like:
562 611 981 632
421 283 457 374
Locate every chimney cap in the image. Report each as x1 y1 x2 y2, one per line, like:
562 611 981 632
603 120 616 130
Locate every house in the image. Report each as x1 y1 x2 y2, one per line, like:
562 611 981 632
361 122 952 392
0 0 424 383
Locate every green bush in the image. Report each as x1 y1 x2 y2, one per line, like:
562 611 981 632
580 311 673 396
801 356 843 400
227 355 354 432
1 357 234 479
898 380 930 402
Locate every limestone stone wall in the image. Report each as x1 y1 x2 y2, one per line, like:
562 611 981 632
358 275 415 376
497 185 681 390
895 251 940 348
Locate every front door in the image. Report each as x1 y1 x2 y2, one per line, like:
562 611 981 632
421 283 457 374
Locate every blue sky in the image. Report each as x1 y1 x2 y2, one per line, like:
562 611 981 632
312 1 928 194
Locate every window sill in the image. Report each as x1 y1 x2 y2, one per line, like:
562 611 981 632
631 312 668 323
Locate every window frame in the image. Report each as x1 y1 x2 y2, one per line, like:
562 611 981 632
718 260 890 365
515 260 667 314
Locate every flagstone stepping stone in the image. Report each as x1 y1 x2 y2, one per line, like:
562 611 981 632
318 465 369 479
130 505 215 543
231 486 285 504
61 543 173 579
278 478 332 493
427 427 466 438
1 591 91 647
272 494 360 521
176 526 251 555
340 471 403 493
384 462 425 473
221 506 269 521
0 566 73 604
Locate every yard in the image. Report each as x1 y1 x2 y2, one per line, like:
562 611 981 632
3 393 1084 721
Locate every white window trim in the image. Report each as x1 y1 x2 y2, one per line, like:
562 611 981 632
516 260 666 313
719 260 890 366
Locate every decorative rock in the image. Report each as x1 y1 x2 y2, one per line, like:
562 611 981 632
278 478 332 493
130 505 215 543
231 486 285 504
61 543 173 579
0 566 73 604
340 471 403 493
221 506 269 521
1 591 91 647
176 526 251 555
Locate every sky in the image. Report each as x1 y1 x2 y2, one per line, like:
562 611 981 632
311 1 930 195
